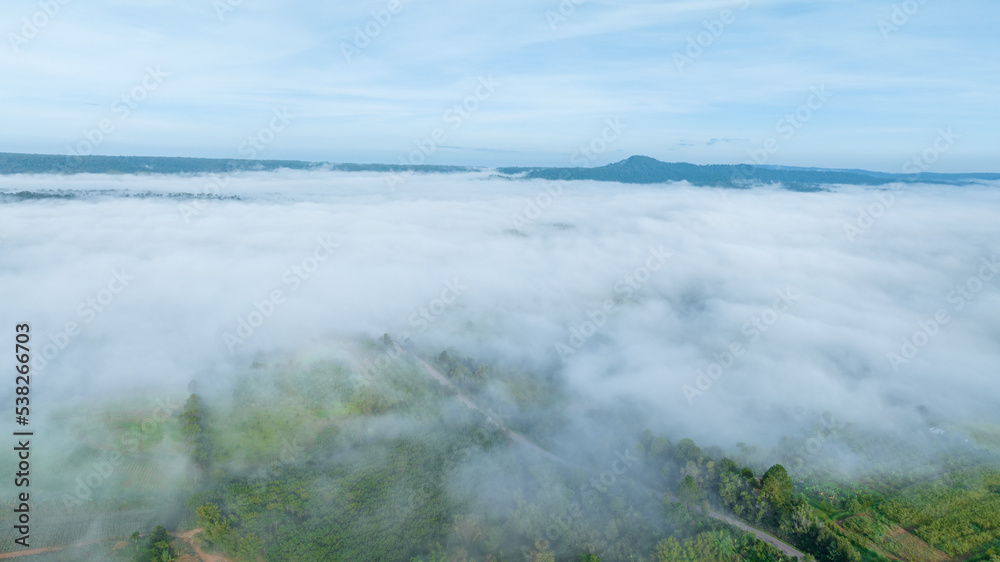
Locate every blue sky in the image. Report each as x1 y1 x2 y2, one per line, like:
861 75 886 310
1 0 997 171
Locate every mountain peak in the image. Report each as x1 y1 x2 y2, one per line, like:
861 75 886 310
620 155 661 165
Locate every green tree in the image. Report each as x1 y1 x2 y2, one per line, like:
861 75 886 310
196 502 221 527
845 497 862 513
678 474 701 507
649 436 673 460
674 438 703 463
655 537 683 562
133 526 176 562
237 533 264 561
180 393 210 470
179 394 203 437
761 464 793 507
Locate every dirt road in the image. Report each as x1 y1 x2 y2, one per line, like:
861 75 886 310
0 547 64 560
0 529 228 562
707 510 806 559
400 345 807 560
172 528 229 562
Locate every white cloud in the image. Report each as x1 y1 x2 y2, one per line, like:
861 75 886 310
0 0 997 169
2 171 998 453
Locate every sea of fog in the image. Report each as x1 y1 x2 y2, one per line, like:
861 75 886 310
0 170 998 452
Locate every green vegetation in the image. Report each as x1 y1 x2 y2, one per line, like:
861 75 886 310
124 526 178 562
877 468 1000 555
654 530 796 562
164 344 810 560
3 339 998 561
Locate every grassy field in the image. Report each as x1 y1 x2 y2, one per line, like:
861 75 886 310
877 468 1000 556
783 446 1000 561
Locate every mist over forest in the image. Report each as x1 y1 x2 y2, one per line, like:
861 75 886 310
1 170 998 561
3 171 998 436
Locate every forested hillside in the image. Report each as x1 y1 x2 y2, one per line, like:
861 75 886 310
6 337 998 561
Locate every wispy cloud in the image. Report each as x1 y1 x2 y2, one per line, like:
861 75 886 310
0 0 996 170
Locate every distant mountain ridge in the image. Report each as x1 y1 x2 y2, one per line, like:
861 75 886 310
497 155 1000 190
0 152 475 176
1 152 997 189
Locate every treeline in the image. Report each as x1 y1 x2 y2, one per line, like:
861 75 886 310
168 355 813 561
637 431 860 562
436 350 491 391
0 152 477 175
161 351 881 561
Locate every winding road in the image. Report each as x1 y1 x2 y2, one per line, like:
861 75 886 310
397 344 806 560
1 347 802 560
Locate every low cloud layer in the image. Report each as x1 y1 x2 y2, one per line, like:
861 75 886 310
1 170 998 453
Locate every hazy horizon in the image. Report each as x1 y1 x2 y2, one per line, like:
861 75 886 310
2 1 998 172
4 150 1000 177
3 170 997 452
2 2 999 560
